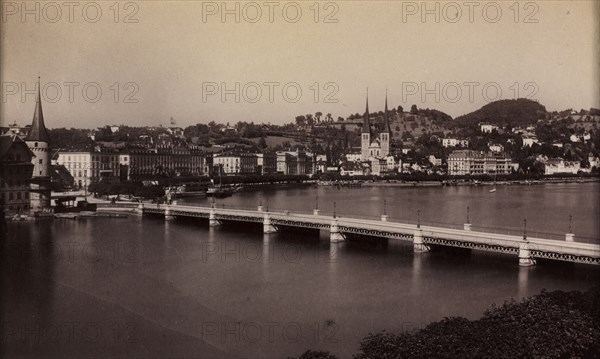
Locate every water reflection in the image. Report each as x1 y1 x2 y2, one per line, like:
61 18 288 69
518 266 531 298
4 182 599 358
411 253 424 295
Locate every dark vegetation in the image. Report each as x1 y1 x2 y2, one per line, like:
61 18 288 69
289 287 600 359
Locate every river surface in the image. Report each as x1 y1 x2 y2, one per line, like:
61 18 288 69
2 182 599 358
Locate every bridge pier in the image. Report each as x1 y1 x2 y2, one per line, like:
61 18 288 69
164 206 175 221
565 233 575 242
136 203 144 215
209 208 220 227
330 219 345 243
518 241 536 266
413 229 430 253
263 213 277 234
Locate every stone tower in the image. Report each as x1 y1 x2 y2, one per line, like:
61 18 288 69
360 91 371 161
380 89 391 156
26 77 52 212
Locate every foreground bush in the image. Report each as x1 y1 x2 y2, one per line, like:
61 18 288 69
353 287 599 359
293 287 600 359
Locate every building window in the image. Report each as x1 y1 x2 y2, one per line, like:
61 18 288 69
35 142 38 147
39 159 43 164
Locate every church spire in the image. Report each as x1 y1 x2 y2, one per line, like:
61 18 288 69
362 88 371 134
384 88 391 133
27 76 50 143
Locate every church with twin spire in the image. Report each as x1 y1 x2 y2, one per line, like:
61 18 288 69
360 90 392 162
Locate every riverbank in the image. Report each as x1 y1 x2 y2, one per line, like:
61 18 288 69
361 176 599 187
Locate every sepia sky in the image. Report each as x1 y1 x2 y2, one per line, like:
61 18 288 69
1 0 599 129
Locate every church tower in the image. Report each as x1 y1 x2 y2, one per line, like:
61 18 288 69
380 89 391 157
360 91 371 161
26 77 52 213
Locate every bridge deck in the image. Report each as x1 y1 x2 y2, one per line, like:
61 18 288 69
142 204 600 265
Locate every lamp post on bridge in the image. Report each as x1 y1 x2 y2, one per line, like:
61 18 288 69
258 198 263 211
519 218 535 266
417 209 421 229
381 199 388 221
313 194 320 215
464 206 472 231
566 214 575 242
333 201 337 219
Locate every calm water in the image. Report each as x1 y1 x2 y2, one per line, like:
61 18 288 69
2 182 599 358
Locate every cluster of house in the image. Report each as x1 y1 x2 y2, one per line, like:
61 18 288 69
539 155 598 175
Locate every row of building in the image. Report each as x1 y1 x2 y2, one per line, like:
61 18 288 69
447 150 515 176
53 147 326 189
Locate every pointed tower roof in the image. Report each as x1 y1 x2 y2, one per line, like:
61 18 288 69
362 89 371 134
384 88 392 133
27 77 50 143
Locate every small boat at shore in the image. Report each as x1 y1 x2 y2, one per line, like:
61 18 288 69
206 184 242 198
173 183 208 198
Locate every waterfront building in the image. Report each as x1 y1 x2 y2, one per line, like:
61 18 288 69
361 91 391 161
56 150 121 189
276 149 310 175
370 158 388 176
256 152 277 175
213 153 258 175
26 78 52 212
0 135 34 214
315 160 328 174
386 155 401 172
544 158 583 175
127 146 207 179
340 162 364 176
448 150 512 176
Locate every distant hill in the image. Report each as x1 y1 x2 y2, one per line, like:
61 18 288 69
455 99 548 128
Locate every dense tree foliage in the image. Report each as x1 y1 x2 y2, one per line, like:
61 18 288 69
288 350 338 359
352 287 600 359
48 128 94 149
454 99 548 128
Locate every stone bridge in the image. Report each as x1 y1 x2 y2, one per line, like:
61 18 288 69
137 203 600 267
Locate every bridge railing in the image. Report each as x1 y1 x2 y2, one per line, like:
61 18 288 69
96 202 139 209
152 203 600 245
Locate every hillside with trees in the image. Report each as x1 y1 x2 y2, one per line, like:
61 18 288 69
454 99 548 128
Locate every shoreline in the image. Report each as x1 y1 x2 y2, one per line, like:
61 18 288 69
4 178 598 222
